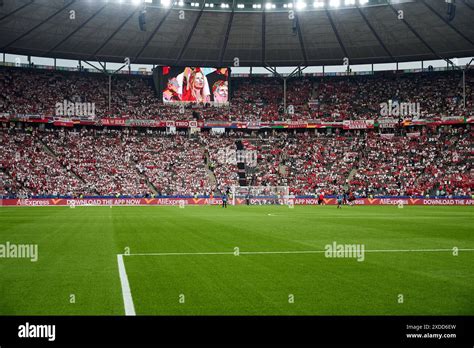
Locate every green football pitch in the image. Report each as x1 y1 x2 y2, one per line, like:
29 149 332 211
0 205 472 315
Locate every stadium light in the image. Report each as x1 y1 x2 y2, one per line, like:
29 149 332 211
313 0 324 7
131 0 141 5
330 0 340 7
265 3 276 9
359 0 369 4
345 0 355 5
252 3 262 8
144 0 153 3
237 3 245 8
161 0 171 7
295 1 307 10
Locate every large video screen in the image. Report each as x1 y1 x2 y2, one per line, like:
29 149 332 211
161 67 229 104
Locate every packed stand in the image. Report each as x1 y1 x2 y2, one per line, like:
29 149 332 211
0 124 471 198
1 66 472 122
350 127 472 196
0 128 86 197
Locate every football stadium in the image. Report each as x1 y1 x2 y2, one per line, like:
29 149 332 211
0 0 473 345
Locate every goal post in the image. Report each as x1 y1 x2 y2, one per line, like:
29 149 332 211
231 186 292 206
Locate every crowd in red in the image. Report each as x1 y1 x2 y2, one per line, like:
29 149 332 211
350 126 472 197
0 65 471 198
0 127 213 197
1 66 471 122
0 129 85 196
0 124 471 198
232 128 472 197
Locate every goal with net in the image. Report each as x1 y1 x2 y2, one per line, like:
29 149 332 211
231 186 294 206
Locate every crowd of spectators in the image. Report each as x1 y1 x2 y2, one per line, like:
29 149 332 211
0 63 472 200
41 128 212 196
350 126 472 197
42 130 149 196
0 169 22 197
311 71 472 121
1 66 471 122
0 67 159 119
205 126 472 198
0 125 471 198
202 133 240 189
0 128 86 196
232 132 363 195
132 134 211 196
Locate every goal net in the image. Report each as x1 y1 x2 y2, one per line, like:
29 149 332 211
231 186 293 206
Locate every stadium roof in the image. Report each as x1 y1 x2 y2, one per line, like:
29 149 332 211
0 0 473 67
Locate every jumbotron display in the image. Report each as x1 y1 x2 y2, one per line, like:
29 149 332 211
160 66 229 104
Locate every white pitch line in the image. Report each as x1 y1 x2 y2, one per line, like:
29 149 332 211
117 247 474 315
125 248 474 257
127 251 235 256
117 254 136 316
365 248 474 253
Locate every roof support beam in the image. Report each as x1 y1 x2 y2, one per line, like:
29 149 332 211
82 60 105 73
263 66 281 78
356 5 394 60
466 58 474 69
176 3 206 65
0 0 34 23
2 0 76 50
443 57 471 71
261 0 266 65
288 65 307 79
90 8 138 60
45 3 108 56
112 63 128 74
461 0 474 10
134 6 174 63
421 0 474 46
97 61 107 71
325 9 349 61
218 0 235 66
294 12 308 65
264 65 307 80
387 3 441 59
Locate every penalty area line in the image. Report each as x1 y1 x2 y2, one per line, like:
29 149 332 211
125 248 474 257
117 254 136 316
